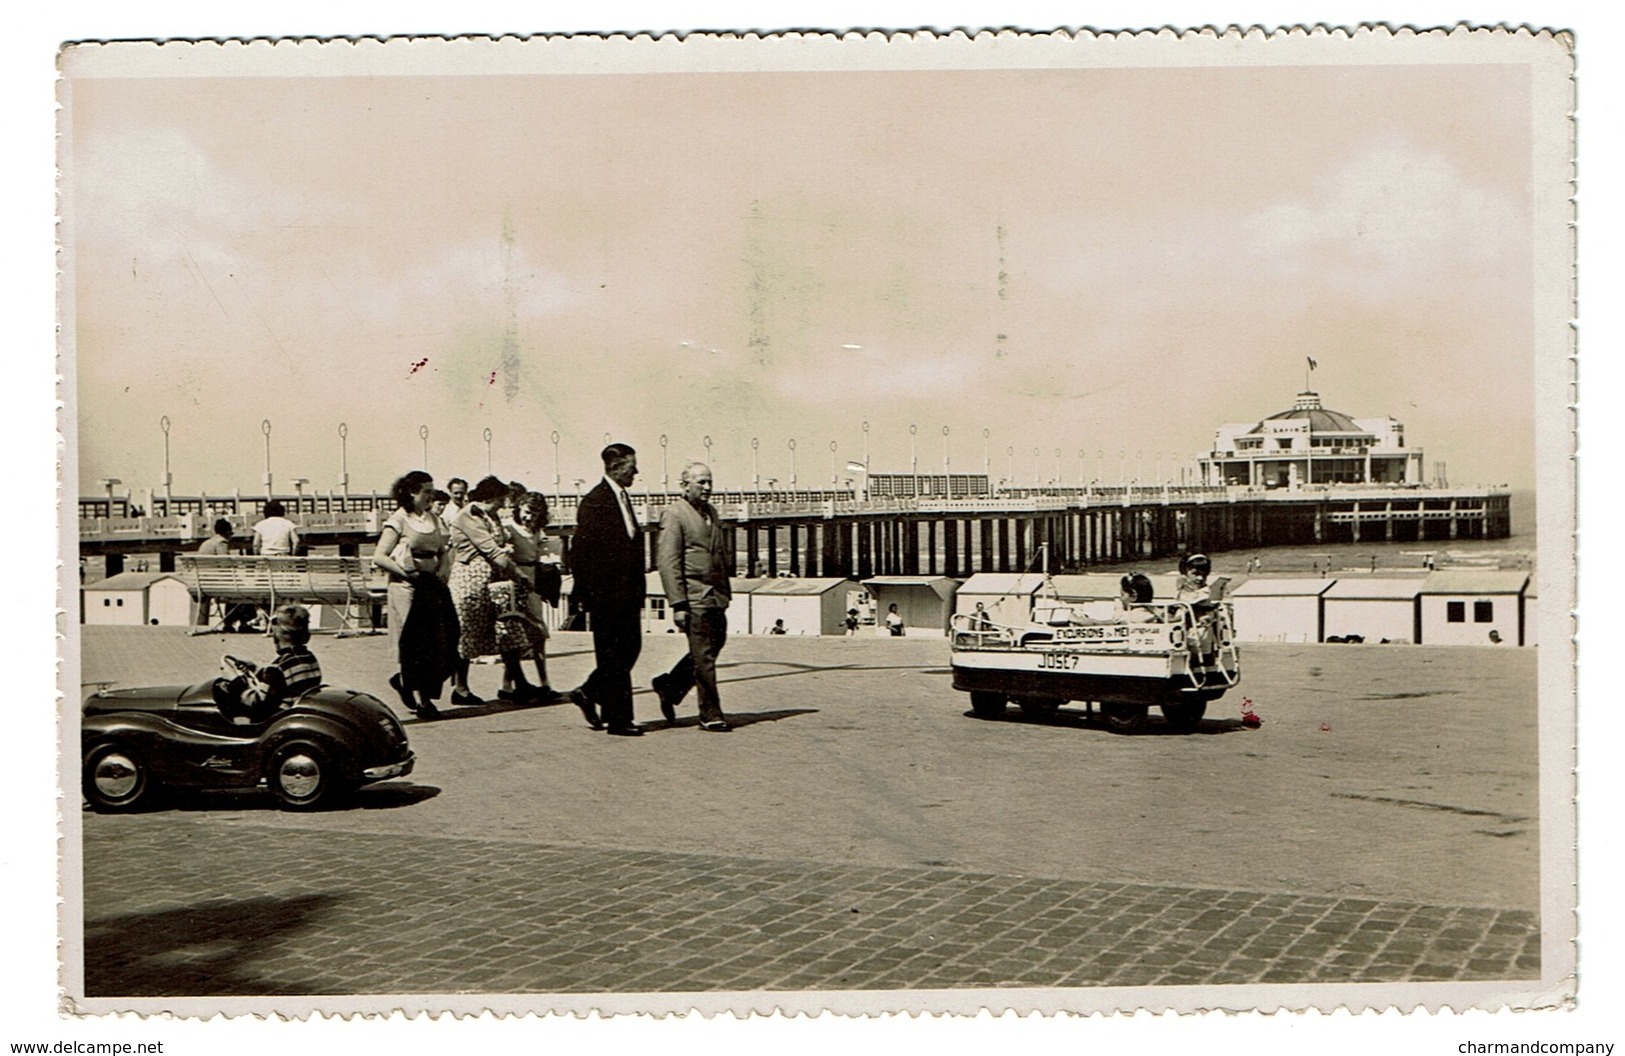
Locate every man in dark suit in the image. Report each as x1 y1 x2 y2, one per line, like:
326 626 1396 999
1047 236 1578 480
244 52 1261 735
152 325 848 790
570 443 647 736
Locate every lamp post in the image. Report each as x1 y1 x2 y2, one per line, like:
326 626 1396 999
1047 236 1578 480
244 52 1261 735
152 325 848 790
1006 446 1014 489
290 477 309 516
658 434 669 494
261 419 273 498
861 420 871 501
703 435 713 474
829 439 838 485
942 426 951 493
1078 448 1086 485
158 415 173 507
787 438 796 490
483 427 493 476
1055 447 1062 485
1118 449 1126 486
982 428 990 479
572 478 584 501
550 430 561 506
1032 446 1041 486
337 422 350 500
751 437 760 494
419 425 429 471
909 424 917 498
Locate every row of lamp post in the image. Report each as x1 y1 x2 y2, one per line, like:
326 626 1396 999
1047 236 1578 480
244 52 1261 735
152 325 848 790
142 415 1196 507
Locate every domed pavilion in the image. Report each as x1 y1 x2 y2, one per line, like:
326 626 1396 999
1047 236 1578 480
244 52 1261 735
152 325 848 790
1199 391 1426 489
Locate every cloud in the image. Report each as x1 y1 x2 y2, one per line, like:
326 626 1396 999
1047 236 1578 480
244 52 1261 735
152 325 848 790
1248 146 1525 297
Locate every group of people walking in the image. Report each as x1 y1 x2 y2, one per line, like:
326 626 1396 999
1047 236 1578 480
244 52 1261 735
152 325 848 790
572 444 734 735
373 471 574 721
371 442 734 735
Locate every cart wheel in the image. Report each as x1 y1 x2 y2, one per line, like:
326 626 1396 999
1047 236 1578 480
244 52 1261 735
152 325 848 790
969 692 1007 719
83 742 157 812
1100 702 1148 731
1016 697 1061 721
1160 700 1207 732
266 739 353 811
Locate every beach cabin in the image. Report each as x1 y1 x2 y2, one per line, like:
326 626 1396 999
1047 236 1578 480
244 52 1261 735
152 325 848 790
82 572 193 627
1228 578 1333 643
954 573 1047 628
642 571 679 634
1320 576 1426 644
861 576 960 637
727 576 772 631
1418 570 1530 646
746 578 853 635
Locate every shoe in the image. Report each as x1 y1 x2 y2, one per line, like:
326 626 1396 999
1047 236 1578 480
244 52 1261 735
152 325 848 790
417 702 442 720
652 674 676 723
606 724 644 737
388 674 417 712
698 720 732 733
450 689 483 706
570 688 604 730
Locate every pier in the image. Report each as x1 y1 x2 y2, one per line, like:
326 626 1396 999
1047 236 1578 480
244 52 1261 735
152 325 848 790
79 484 1512 579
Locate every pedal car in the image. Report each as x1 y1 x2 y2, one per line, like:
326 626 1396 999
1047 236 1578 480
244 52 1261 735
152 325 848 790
82 657 414 812
949 586 1240 731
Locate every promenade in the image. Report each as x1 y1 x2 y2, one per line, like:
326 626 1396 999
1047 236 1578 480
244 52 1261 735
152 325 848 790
72 628 1542 1003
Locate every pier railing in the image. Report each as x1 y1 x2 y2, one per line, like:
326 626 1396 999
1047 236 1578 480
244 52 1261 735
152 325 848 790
78 481 1510 547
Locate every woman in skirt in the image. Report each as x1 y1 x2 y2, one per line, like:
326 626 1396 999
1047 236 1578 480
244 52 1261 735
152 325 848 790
447 475 546 704
372 470 459 718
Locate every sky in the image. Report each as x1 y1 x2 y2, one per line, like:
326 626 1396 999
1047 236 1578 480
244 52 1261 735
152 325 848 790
65 51 1541 498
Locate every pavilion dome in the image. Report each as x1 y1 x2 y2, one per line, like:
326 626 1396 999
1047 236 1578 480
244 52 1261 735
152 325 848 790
1248 391 1364 435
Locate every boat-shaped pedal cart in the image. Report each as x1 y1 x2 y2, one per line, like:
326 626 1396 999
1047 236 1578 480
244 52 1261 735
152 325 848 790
949 598 1240 731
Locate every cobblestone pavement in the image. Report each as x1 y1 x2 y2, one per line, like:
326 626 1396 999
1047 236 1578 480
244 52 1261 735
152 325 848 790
72 627 1545 998
83 816 1538 996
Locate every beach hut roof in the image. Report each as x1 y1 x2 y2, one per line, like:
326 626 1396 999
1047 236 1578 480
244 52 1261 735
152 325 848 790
862 575 959 600
83 572 180 592
1419 570 1530 595
1228 578 1335 598
957 572 1047 596
1322 577 1427 600
749 578 852 596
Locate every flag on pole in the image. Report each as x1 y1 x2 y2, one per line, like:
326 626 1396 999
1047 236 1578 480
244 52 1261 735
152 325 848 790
1307 356 1318 371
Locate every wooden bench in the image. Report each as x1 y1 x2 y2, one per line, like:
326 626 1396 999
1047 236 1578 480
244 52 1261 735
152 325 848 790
176 555 381 636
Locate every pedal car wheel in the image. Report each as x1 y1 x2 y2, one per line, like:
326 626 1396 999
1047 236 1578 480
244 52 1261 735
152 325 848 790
1160 700 1207 732
83 742 155 812
266 739 352 811
1016 697 1061 721
969 691 1007 719
1100 702 1148 731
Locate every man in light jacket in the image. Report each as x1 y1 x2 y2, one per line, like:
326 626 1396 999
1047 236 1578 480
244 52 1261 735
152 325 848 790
653 461 733 732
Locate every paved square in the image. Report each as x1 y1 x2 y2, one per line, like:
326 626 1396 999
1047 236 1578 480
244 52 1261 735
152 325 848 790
72 627 1543 997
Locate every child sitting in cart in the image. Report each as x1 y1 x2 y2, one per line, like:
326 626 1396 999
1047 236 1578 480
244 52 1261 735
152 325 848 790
1176 554 1220 679
215 603 324 723
1116 573 1160 623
